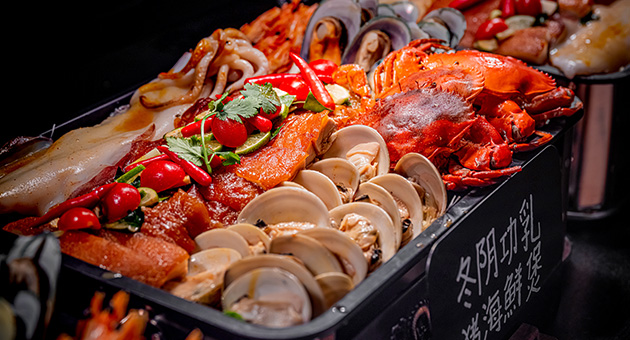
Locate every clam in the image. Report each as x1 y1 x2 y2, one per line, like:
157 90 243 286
291 169 343 210
226 223 271 255
308 158 360 204
194 228 251 258
354 181 412 247
341 15 412 72
368 173 424 239
165 247 242 306
315 272 354 309
269 233 344 276
321 125 390 182
394 152 447 228
329 202 399 268
237 186 331 231
420 7 467 47
300 227 368 285
221 267 312 328
223 254 327 316
300 0 363 63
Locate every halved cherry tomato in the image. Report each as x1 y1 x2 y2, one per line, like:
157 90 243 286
475 18 509 40
58 207 101 230
140 160 187 192
515 0 542 16
101 183 142 222
211 117 248 148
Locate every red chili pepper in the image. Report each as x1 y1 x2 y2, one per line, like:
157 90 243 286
448 0 485 10
246 115 273 133
289 52 335 111
515 0 542 16
123 154 170 173
309 59 338 83
476 18 509 40
181 116 214 137
29 183 117 228
245 74 310 101
500 0 516 17
157 145 213 186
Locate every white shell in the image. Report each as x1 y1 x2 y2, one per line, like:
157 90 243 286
315 272 354 309
269 233 344 276
189 247 243 276
329 202 398 263
194 229 251 258
223 254 327 316
237 186 331 229
321 125 390 179
368 173 424 239
354 181 405 245
300 227 368 285
308 158 360 203
394 152 447 216
226 223 271 255
221 267 312 327
291 169 343 210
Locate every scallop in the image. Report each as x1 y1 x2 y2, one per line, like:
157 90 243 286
321 125 390 181
291 169 344 210
194 228 251 258
300 227 368 285
237 186 331 229
329 202 398 265
368 173 424 239
221 267 312 328
223 254 327 316
308 158 360 204
269 233 344 276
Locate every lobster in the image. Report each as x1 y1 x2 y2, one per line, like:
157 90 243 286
333 39 582 190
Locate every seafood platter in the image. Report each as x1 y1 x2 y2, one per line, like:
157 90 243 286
0 0 586 339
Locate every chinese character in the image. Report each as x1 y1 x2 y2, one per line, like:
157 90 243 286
482 290 503 333
476 228 499 293
499 217 518 266
526 241 542 301
456 256 477 308
520 195 540 252
461 313 485 340
503 263 523 319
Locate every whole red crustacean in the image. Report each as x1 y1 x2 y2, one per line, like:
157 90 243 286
336 39 582 190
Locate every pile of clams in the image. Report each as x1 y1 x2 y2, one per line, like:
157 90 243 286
300 0 467 71
166 125 447 328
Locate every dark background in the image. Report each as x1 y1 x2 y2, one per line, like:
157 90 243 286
4 0 283 144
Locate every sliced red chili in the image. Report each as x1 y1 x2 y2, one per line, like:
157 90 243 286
289 52 335 111
475 18 509 40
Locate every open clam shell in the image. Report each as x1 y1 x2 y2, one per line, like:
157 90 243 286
189 247 243 277
226 223 271 255
308 158 360 204
221 267 312 328
291 169 344 210
237 186 331 229
368 173 424 239
223 254 327 316
394 152 447 219
269 233 344 276
300 227 368 285
321 125 390 181
329 202 399 264
315 272 354 309
194 228 251 258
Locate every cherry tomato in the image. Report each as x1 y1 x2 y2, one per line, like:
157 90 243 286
101 183 142 222
211 117 248 148
58 207 101 230
475 18 509 40
140 160 187 192
515 0 542 16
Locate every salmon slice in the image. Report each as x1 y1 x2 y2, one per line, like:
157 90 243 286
141 189 212 253
233 111 336 190
59 230 189 288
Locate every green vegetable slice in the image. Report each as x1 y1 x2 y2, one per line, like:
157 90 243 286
235 130 272 155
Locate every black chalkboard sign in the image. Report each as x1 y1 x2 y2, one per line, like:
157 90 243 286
426 146 565 340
